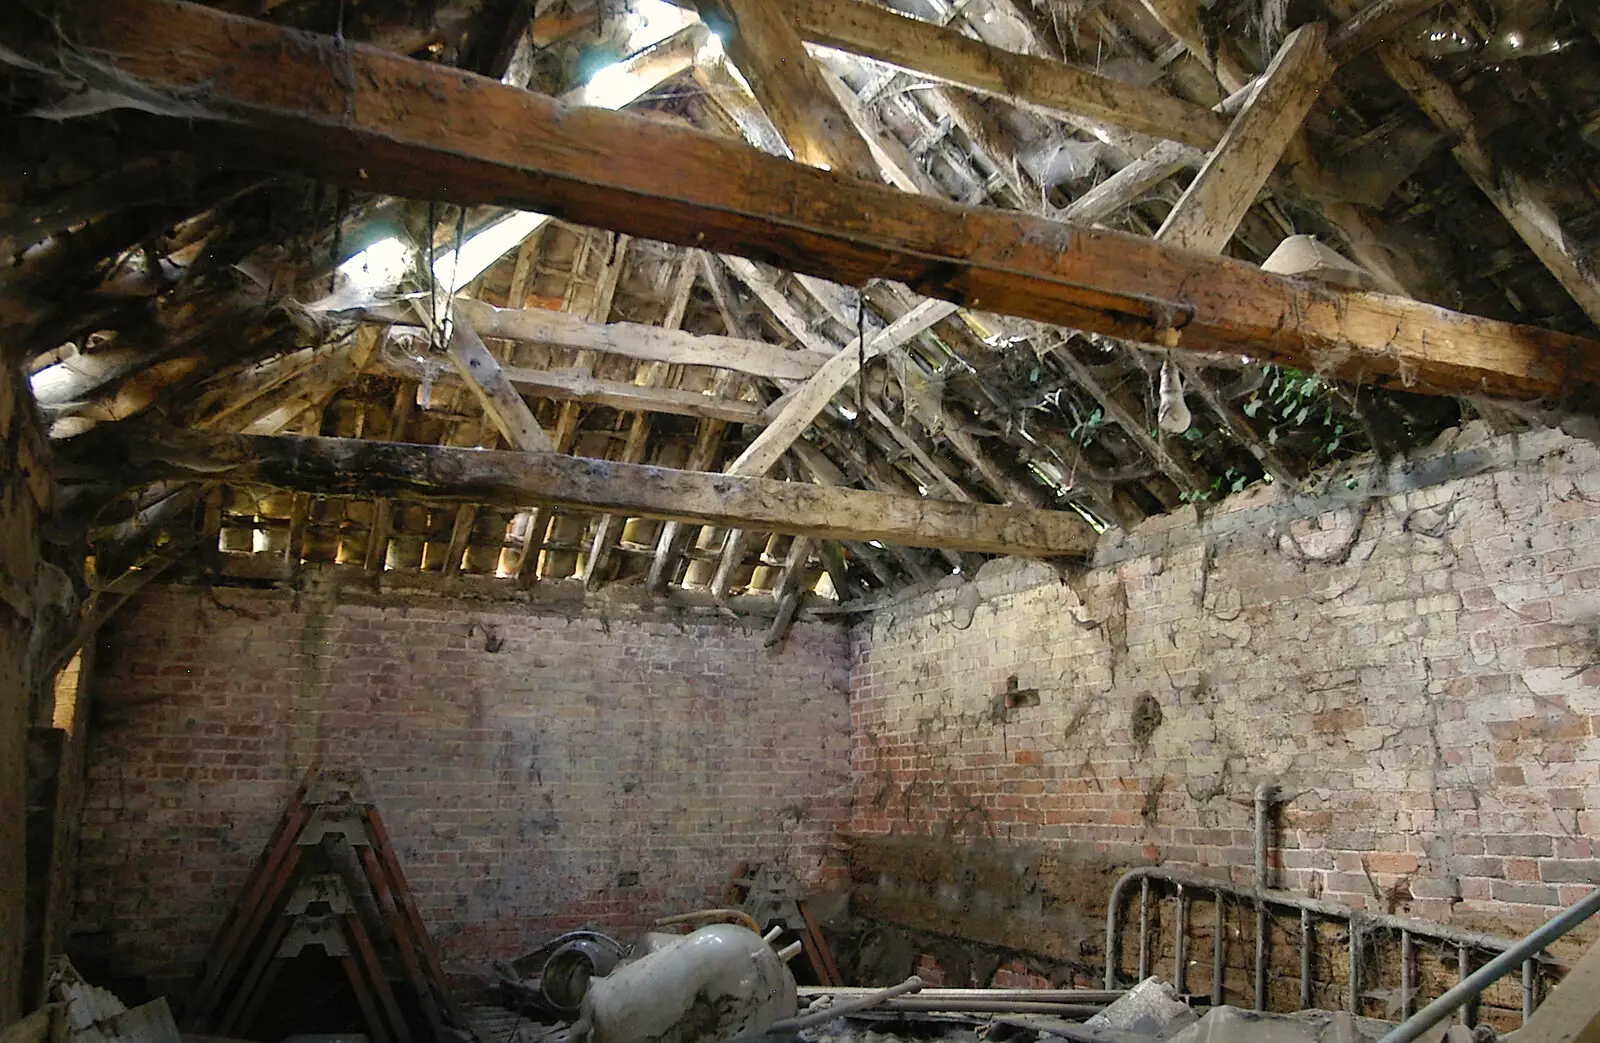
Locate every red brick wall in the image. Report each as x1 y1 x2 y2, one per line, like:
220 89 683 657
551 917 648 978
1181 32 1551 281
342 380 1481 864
849 426 1600 950
72 583 851 998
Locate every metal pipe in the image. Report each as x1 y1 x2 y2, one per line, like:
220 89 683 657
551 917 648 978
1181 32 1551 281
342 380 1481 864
1138 877 1152 980
1254 783 1279 894
1104 869 1140 989
1400 930 1414 1018
871 1000 1108 1016
1376 885 1600 1043
1457 945 1474 1028
1174 886 1189 995
1212 895 1225 1006
768 976 924 1032
1253 784 1277 1013
1299 909 1313 1011
1522 958 1536 1023
1348 917 1362 1015
1255 901 1268 1011
796 988 1125 1003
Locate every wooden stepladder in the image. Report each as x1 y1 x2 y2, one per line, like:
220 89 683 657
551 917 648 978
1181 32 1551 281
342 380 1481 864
185 768 463 1042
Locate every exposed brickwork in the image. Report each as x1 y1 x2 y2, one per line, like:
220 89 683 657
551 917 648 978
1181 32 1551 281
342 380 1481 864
73 583 852 998
850 426 1600 950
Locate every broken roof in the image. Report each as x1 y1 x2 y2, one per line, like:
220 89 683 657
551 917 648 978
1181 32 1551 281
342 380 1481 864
3 0 1598 636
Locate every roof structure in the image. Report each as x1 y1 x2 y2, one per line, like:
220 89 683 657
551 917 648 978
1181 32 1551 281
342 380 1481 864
4 0 1600 642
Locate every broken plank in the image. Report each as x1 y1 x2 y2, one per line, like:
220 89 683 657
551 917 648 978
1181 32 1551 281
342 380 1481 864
693 0 878 178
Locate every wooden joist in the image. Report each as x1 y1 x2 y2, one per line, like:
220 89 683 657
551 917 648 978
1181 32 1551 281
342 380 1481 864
9 0 1600 401
62 427 1099 557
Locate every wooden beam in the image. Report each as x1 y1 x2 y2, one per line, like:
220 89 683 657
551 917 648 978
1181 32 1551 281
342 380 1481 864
441 299 832 380
375 347 766 425
692 0 879 178
862 398 972 502
787 0 1229 151
446 311 555 451
763 535 815 646
63 427 1099 557
16 0 1600 400
1157 24 1334 254
1327 0 1448 63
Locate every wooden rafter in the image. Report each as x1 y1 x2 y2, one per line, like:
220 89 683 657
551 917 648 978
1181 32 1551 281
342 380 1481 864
445 310 556 452
62 427 1098 557
375 346 766 425
1156 25 1335 254
692 0 878 178
11 0 1598 400
581 254 698 590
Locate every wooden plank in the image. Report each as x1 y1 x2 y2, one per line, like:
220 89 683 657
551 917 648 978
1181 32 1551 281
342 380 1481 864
446 311 555 452
693 0 878 178
787 0 1229 150
376 348 766 426
1157 25 1335 254
18 0 1600 401
1148 27 1331 486
443 299 832 380
1327 0 1448 62
66 427 1099 557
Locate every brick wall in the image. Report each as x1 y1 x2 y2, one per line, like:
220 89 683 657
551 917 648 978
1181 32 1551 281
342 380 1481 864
849 424 1600 958
73 582 852 998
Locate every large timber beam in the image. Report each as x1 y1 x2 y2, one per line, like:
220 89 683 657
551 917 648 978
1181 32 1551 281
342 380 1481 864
9 0 1600 401
1157 25 1334 253
59 427 1098 557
